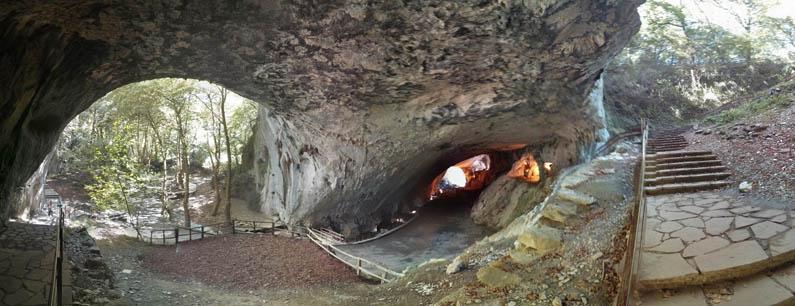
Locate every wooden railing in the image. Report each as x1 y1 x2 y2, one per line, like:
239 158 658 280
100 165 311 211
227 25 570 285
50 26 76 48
617 119 648 306
147 222 229 245
144 220 405 283
305 228 404 283
48 206 64 306
595 125 642 157
231 219 285 235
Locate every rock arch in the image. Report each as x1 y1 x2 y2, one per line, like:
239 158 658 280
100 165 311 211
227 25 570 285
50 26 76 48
0 0 642 234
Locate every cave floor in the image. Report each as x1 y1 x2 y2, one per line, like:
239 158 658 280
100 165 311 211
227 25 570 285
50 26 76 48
337 202 494 273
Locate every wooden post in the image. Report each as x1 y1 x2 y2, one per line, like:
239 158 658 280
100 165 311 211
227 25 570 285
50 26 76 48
189 227 192 241
381 271 387 284
175 228 179 244
232 221 236 234
162 231 165 245
201 226 205 239
357 259 361 276
252 221 255 232
271 222 275 235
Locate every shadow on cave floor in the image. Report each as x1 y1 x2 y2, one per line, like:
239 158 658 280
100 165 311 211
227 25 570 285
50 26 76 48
336 198 495 273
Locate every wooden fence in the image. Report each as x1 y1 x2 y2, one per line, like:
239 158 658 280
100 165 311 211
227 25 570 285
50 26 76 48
231 219 286 235
144 220 405 283
305 228 404 283
147 222 229 245
617 119 649 305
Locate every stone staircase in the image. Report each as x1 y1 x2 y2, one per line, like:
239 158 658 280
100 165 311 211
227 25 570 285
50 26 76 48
637 127 795 306
644 131 732 196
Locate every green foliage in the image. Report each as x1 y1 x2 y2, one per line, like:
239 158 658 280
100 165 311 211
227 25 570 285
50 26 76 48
618 0 790 66
702 80 795 125
58 78 256 225
85 123 147 210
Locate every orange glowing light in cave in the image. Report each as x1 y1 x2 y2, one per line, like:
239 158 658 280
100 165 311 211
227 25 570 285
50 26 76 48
508 153 551 183
429 154 493 201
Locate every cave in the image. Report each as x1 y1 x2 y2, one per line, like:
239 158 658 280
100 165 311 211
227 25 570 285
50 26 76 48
1 0 644 236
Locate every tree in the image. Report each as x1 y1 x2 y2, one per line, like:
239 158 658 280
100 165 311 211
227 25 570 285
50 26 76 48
219 87 234 224
196 87 225 217
85 122 151 239
158 79 197 227
227 99 258 168
103 81 176 220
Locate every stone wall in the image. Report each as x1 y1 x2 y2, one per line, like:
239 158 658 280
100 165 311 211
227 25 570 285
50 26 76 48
1 0 643 234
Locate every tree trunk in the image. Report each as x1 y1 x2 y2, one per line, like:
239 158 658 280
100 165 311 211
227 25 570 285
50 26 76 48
148 120 172 220
116 175 142 240
209 141 222 216
220 88 233 224
181 137 191 227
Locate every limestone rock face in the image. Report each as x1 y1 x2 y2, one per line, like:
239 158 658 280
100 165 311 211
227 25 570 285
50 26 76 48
0 0 643 232
470 174 550 229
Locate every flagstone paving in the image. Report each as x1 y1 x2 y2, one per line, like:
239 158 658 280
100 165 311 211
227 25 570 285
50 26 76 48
637 131 795 305
639 191 795 291
640 266 795 306
0 221 71 306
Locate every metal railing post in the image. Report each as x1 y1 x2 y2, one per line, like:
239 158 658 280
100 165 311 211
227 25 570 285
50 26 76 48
175 228 179 244
232 221 236 234
201 226 205 239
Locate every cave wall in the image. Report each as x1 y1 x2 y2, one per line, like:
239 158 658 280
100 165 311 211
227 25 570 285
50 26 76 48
1 0 643 233
8 150 55 221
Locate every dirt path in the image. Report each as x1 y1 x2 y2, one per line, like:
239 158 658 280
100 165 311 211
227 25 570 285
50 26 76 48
98 236 370 306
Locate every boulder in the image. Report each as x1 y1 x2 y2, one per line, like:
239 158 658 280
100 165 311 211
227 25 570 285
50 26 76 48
557 188 596 209
542 201 579 224
84 257 105 270
517 227 563 253
476 266 521 288
739 181 752 193
471 175 550 229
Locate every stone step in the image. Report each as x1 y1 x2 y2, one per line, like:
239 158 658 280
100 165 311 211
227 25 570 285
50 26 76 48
649 139 687 144
646 155 718 166
649 144 690 149
650 135 686 140
639 265 795 305
649 145 690 150
645 166 729 179
645 172 731 186
648 148 690 154
649 138 686 143
647 150 713 160
649 142 688 146
644 180 731 195
647 160 723 171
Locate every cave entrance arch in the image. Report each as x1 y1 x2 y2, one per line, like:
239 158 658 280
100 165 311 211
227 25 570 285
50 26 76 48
35 78 260 233
1 0 643 235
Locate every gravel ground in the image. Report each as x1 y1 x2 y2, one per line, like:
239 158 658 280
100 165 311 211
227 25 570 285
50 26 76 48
687 103 795 208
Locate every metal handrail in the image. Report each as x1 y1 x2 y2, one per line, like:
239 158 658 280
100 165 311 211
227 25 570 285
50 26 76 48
47 206 64 306
617 119 648 305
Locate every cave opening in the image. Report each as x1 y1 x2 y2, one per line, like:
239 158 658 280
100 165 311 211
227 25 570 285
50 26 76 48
415 147 554 228
30 77 262 237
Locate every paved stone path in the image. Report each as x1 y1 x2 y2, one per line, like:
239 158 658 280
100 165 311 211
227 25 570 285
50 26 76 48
0 221 72 305
638 129 795 305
